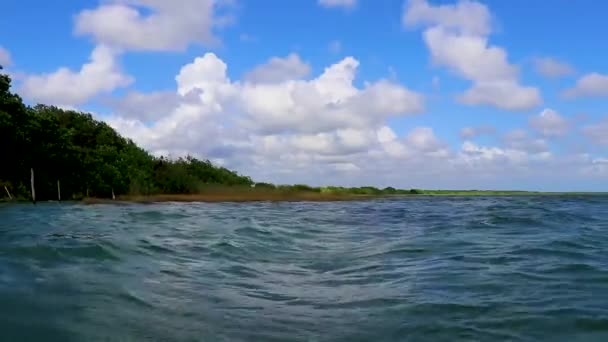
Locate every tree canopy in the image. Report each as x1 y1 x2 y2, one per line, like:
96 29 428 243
0 67 253 200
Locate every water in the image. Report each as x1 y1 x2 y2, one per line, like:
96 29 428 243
1 196 608 341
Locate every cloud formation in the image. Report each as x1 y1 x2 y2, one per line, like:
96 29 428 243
244 54 311 84
98 51 605 189
107 53 424 163
75 0 232 51
403 0 541 110
529 109 569 137
20 45 133 107
563 73 608 98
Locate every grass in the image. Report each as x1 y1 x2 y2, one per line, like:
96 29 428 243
82 187 375 204
5 185 605 204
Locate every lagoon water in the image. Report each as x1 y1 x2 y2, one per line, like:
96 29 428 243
1 196 608 341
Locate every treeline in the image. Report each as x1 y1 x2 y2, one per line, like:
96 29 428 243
1 66 431 202
251 183 423 195
0 67 252 201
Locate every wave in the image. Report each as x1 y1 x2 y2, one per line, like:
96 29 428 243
2 196 608 340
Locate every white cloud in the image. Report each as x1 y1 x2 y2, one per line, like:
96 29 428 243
0 46 11 66
529 108 569 137
106 53 423 162
458 80 540 110
403 0 491 36
244 54 311 84
98 52 605 190
237 57 424 134
533 57 575 78
75 0 232 51
328 40 343 54
104 90 196 122
377 126 398 143
20 45 133 106
458 141 527 166
405 127 445 153
318 0 357 9
460 125 496 139
563 73 608 98
403 0 541 111
582 118 608 145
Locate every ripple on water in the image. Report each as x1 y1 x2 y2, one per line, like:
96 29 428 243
1 197 608 341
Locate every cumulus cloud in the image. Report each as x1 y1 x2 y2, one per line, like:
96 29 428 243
533 57 575 78
318 0 357 9
20 45 133 107
0 46 12 66
244 54 311 84
403 0 541 110
460 125 496 139
529 108 569 137
106 53 424 162
75 0 233 51
458 141 527 167
98 52 604 189
563 73 608 98
237 57 424 134
104 90 203 122
404 127 446 153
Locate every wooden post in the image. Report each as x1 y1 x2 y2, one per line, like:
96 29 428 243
30 168 36 204
57 180 61 201
4 186 12 200
111 188 116 200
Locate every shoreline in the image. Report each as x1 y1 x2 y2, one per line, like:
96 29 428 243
81 192 376 204
81 191 607 204
3 192 606 205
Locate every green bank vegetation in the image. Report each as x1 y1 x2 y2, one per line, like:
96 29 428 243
0 67 603 202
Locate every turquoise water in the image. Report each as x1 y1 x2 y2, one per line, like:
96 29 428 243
1 196 608 341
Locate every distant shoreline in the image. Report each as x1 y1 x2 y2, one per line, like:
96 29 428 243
82 192 373 204
3 190 606 205
78 191 607 204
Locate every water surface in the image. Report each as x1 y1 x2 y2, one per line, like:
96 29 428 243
1 196 608 341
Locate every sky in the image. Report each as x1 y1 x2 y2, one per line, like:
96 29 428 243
1 0 607 191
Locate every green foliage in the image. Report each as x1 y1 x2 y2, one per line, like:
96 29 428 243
254 182 276 189
289 184 321 192
0 69 252 200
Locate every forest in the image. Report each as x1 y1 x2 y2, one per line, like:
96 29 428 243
0 67 255 201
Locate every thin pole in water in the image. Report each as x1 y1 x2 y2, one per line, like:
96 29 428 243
4 186 12 200
30 168 36 204
57 180 61 201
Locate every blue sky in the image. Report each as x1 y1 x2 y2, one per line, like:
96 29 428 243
1 0 607 191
